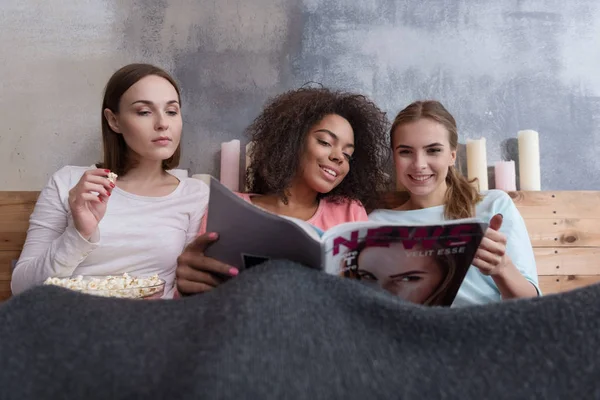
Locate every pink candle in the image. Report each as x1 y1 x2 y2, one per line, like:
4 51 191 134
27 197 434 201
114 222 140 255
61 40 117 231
494 161 516 191
220 140 241 191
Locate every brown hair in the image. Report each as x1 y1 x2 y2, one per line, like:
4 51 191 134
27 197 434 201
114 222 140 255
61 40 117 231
390 100 481 219
98 63 182 176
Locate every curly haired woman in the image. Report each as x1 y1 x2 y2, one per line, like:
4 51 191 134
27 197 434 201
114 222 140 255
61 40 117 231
176 86 389 295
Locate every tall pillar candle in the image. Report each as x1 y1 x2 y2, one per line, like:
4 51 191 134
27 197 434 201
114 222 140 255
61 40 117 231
466 138 488 191
518 130 541 191
494 161 516 191
220 139 241 191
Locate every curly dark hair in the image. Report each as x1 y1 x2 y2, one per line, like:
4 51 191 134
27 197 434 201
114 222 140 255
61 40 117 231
246 86 390 209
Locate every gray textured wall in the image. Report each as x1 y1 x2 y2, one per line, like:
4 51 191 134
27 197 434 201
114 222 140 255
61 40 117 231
2 0 599 190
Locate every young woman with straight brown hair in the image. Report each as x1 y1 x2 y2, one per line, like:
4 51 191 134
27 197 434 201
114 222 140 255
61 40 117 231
12 63 208 298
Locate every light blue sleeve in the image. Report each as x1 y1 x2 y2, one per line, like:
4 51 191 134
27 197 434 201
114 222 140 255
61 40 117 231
490 192 541 295
312 226 325 237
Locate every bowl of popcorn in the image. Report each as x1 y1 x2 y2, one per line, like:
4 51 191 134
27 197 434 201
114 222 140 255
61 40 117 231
43 273 165 299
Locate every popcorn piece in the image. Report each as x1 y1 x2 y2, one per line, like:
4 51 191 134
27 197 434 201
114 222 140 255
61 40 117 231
87 281 99 290
107 172 118 184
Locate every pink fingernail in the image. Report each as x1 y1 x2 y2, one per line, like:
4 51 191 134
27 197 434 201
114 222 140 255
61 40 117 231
229 268 239 276
208 232 218 240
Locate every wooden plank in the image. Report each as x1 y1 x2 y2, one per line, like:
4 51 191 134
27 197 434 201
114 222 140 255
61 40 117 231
0 232 28 251
0 251 20 280
509 191 600 219
0 285 11 302
0 191 38 251
0 221 31 233
534 247 600 275
524 218 600 247
1 192 40 302
539 275 600 295
0 191 39 205
0 191 39 218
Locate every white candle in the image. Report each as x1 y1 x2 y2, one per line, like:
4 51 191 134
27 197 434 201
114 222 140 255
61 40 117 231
191 174 213 187
466 138 488 191
245 141 254 192
220 139 241 191
518 130 541 191
494 161 516 191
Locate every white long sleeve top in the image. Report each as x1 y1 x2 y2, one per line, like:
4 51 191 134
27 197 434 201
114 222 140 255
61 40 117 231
11 166 208 298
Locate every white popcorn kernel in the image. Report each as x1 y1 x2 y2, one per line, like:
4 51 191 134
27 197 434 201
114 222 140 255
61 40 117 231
87 281 99 290
107 172 118 184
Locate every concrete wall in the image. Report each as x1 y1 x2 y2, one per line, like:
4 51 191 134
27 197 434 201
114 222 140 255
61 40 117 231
2 0 599 190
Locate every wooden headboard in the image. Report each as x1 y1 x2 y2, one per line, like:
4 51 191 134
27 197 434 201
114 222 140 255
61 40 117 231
0 192 39 301
1 190 599 301
509 191 600 294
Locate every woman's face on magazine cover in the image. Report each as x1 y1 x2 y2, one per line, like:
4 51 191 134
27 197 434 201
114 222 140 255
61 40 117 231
297 114 354 194
104 74 182 163
392 118 456 200
356 242 444 304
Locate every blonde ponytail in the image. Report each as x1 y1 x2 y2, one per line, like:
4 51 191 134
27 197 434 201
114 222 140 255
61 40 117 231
444 166 482 220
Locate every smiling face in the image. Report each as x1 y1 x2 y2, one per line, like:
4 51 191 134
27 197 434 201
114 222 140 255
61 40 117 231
356 242 445 304
104 74 182 164
392 118 456 203
296 114 355 194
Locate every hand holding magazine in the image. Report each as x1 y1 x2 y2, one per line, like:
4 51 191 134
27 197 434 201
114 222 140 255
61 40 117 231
205 178 488 306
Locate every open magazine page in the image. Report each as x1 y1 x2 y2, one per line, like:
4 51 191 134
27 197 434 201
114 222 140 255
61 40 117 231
321 220 488 306
204 177 324 270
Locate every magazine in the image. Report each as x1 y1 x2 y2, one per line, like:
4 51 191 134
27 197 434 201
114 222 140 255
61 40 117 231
205 177 488 306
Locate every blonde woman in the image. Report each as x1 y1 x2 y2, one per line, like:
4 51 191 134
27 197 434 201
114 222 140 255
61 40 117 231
369 100 540 306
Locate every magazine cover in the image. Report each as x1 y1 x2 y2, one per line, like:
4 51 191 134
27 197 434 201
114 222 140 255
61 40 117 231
322 223 485 306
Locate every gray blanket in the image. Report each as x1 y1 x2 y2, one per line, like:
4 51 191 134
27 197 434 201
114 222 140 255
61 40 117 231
1 261 599 399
